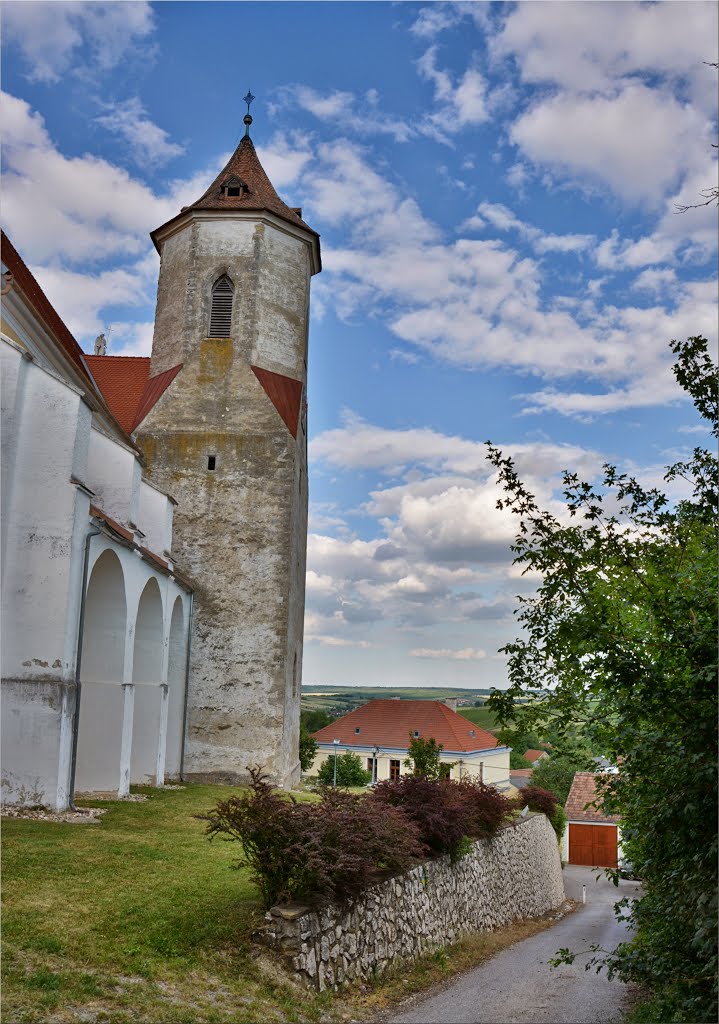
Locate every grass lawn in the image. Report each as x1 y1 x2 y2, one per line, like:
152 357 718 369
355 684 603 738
2 784 332 1024
2 784 566 1023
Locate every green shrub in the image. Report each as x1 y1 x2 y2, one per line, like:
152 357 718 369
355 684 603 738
317 751 371 787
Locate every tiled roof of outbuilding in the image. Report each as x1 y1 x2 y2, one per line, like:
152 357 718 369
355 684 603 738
312 700 500 753
565 771 620 823
85 356 182 433
524 748 548 763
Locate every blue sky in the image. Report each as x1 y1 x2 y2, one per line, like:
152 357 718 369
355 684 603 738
2 1 717 689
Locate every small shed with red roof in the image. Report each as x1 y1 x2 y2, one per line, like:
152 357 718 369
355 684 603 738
562 771 621 868
309 699 510 789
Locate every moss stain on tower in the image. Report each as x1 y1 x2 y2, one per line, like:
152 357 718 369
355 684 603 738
135 127 320 788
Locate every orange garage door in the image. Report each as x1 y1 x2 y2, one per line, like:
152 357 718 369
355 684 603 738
569 823 618 868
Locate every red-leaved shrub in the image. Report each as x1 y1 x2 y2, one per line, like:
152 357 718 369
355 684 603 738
198 767 424 909
515 785 558 818
455 778 514 838
371 776 512 858
371 776 469 857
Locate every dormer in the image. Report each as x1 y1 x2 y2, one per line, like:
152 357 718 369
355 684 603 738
220 175 248 198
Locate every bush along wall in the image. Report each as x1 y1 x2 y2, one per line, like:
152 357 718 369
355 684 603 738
254 814 564 992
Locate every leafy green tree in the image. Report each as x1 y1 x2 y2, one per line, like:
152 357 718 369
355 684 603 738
509 750 533 770
317 751 371 787
486 337 717 1023
300 708 332 733
531 751 593 804
298 729 318 773
403 734 451 779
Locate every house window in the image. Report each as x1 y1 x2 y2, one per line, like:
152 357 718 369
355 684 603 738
355 727 361 734
413 730 420 738
366 757 374 773
469 729 475 737
390 759 401 780
209 275 234 337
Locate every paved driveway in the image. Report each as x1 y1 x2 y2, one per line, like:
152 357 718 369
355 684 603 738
388 866 641 1024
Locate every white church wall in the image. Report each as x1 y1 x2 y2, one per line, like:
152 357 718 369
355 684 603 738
0 341 92 807
130 577 165 785
86 427 139 527
138 479 173 556
74 538 191 796
164 596 188 778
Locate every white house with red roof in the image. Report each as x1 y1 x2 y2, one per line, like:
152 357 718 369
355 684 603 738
309 699 511 789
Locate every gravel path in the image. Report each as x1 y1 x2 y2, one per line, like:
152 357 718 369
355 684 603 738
388 866 641 1024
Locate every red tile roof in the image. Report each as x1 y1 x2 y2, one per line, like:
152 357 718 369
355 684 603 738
524 749 548 763
85 356 182 433
510 769 533 777
312 700 501 754
130 362 183 430
151 135 320 265
2 231 94 386
565 772 619 823
251 364 303 439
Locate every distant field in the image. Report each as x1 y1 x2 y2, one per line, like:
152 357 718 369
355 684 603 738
300 685 494 718
457 706 500 732
301 685 492 701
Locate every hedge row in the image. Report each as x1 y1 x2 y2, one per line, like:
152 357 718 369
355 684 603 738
200 769 559 909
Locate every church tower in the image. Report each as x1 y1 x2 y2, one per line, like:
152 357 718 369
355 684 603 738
136 105 321 787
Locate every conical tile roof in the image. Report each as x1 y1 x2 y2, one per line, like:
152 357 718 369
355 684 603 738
151 134 319 256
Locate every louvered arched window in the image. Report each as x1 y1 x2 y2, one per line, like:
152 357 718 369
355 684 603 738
209 275 234 337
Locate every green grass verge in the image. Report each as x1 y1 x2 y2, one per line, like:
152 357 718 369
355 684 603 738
2 784 333 1023
2 784 565 1023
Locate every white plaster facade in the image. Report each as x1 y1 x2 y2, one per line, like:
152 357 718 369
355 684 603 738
1 244 193 810
309 743 511 788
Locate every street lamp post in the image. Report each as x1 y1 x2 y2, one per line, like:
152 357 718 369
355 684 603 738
332 739 340 786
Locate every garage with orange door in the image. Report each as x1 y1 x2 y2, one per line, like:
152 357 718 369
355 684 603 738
564 772 620 868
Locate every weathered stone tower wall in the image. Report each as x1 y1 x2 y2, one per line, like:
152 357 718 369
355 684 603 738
136 202 317 787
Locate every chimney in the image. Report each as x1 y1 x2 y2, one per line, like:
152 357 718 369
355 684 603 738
443 698 458 711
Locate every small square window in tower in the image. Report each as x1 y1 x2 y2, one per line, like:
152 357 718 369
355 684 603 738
209 275 234 338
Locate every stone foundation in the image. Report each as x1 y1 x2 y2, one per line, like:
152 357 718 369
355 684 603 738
255 813 564 991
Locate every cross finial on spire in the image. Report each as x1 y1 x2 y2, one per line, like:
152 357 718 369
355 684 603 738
243 89 255 137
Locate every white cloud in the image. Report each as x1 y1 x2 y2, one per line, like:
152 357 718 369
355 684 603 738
306 422 610 643
303 140 714 412
410 647 487 661
410 4 463 39
3 1 155 83
631 268 678 296
28 259 155 346
276 86 415 143
463 201 595 255
493 1 718 109
417 47 490 139
96 98 183 167
510 84 710 206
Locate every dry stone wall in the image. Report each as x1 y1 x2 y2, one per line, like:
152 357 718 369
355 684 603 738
256 813 564 991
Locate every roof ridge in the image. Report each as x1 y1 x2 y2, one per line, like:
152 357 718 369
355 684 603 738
86 354 151 361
